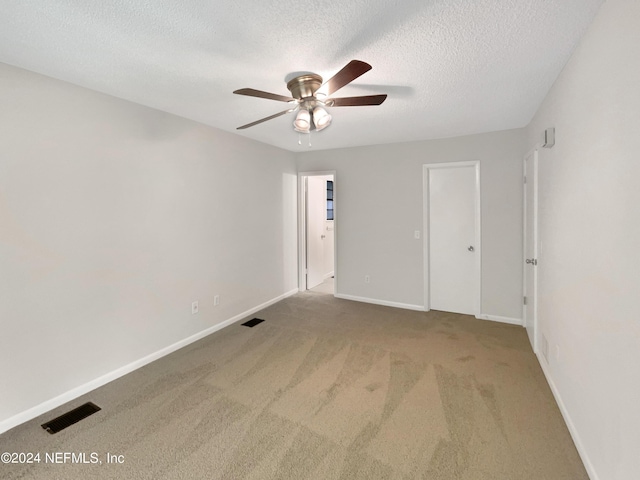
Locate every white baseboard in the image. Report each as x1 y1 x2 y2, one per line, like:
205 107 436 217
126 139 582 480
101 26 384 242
334 293 425 311
537 353 599 480
476 313 523 326
0 288 298 435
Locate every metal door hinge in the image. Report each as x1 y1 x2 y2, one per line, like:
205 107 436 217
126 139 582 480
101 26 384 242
524 176 527 184
523 296 527 305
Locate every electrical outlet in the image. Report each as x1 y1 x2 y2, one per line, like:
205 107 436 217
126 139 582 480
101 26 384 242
191 301 199 315
414 230 421 239
364 275 370 283
214 295 220 306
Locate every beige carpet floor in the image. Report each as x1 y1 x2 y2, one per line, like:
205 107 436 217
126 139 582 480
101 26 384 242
0 291 588 479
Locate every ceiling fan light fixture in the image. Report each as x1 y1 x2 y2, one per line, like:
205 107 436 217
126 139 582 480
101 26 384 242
293 109 311 132
233 60 385 135
313 106 332 131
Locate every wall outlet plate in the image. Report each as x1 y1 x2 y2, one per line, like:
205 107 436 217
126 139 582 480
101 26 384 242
191 301 199 314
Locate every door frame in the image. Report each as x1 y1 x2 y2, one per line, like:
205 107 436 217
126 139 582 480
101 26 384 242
523 149 539 352
298 170 337 293
423 161 481 314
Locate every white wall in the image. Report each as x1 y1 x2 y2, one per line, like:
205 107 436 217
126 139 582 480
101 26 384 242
0 63 298 431
524 0 640 478
324 219 335 278
296 129 526 319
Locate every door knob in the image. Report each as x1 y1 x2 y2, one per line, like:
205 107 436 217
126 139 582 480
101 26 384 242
321 235 326 239
526 258 537 265
468 246 474 252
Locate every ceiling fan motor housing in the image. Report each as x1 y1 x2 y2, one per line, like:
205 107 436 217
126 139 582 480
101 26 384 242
286 74 323 100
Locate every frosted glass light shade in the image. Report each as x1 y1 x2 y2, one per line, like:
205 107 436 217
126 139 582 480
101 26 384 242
293 109 310 132
313 106 332 131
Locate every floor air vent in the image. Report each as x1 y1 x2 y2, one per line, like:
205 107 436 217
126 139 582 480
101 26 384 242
41 402 101 434
242 318 265 328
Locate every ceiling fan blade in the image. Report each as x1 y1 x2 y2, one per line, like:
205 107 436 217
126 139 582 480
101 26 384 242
233 88 295 103
236 108 296 130
319 60 372 96
328 94 388 107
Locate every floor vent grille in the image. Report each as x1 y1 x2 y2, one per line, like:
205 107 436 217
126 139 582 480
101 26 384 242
242 318 265 328
41 402 101 434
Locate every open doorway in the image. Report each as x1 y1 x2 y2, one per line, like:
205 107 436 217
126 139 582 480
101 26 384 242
298 171 336 294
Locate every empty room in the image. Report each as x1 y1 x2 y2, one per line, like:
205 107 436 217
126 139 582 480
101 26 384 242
1 1 638 479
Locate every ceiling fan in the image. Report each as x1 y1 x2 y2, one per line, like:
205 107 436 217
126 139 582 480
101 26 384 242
233 60 387 133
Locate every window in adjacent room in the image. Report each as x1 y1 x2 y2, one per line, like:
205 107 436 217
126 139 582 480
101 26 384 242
327 180 334 220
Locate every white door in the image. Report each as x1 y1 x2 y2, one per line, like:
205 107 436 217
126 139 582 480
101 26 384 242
427 164 479 315
523 150 538 351
306 176 326 289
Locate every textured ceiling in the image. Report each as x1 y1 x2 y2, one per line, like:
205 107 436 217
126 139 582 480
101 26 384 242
1 0 603 152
